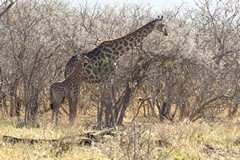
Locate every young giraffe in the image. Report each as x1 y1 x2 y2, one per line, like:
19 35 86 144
50 55 88 126
59 16 168 127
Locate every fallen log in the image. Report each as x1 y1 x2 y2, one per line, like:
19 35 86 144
2 130 116 146
2 135 58 144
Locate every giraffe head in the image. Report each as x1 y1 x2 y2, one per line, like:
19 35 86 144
154 16 168 36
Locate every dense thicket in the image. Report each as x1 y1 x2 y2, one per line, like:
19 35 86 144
0 0 239 125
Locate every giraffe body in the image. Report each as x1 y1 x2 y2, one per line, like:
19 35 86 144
65 17 167 80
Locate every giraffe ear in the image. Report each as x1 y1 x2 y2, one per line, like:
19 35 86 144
156 15 165 24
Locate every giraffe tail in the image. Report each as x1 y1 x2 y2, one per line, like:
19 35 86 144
50 86 54 110
61 97 65 103
50 103 54 110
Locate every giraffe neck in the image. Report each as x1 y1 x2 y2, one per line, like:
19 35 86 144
121 20 156 48
97 20 157 61
65 62 83 82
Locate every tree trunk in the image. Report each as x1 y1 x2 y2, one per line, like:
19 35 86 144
117 82 132 125
0 90 7 114
9 78 19 117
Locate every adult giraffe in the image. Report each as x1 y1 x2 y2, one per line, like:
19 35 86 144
51 16 168 127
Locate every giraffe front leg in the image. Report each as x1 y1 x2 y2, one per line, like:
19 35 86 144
51 103 55 124
68 97 78 125
96 100 103 130
55 104 59 127
109 104 117 129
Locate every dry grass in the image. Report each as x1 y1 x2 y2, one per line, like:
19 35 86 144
0 111 240 160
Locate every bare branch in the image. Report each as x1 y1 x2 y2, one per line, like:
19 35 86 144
0 0 16 18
